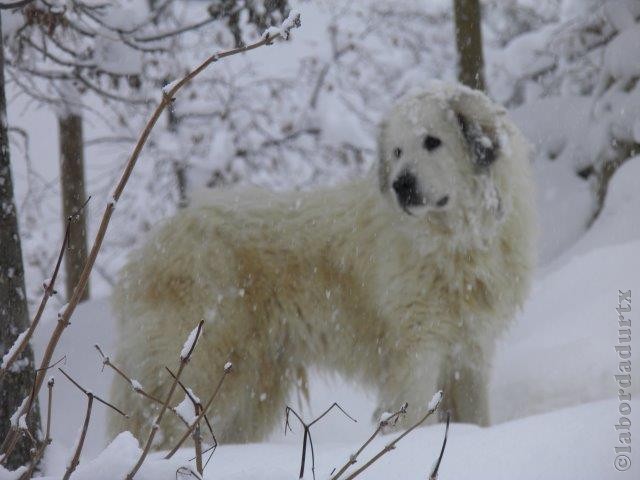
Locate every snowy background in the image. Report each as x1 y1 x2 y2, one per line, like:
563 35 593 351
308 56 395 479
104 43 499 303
2 0 640 478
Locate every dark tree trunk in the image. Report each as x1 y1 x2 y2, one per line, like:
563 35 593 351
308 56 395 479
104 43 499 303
58 113 89 302
453 0 486 91
0 12 41 469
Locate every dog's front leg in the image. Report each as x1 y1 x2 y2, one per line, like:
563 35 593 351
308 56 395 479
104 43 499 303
437 338 492 426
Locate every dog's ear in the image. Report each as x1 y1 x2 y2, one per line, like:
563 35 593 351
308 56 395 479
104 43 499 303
449 89 501 168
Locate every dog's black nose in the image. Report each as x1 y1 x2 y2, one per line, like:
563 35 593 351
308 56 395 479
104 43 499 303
392 172 420 207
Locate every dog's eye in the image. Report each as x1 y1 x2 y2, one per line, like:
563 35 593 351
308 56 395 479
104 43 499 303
393 147 402 158
423 135 442 151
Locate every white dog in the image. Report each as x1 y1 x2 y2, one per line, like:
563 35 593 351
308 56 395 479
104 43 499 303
109 82 536 447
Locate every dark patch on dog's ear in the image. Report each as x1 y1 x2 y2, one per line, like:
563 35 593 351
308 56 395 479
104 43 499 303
456 113 499 168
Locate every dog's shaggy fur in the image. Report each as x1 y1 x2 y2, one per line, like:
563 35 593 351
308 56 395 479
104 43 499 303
109 82 536 447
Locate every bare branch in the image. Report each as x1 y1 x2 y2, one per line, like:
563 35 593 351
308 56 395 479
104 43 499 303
94 345 162 402
164 362 233 459
19 378 55 480
330 403 407 480
429 411 450 480
339 391 443 480
58 368 128 418
127 319 207 479
175 466 202 480
96 345 207 432
286 403 357 480
62 393 93 480
126 361 186 480
134 16 220 43
193 408 203 476
164 367 216 436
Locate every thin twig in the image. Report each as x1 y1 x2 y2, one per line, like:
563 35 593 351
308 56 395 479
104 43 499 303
175 466 202 479
127 320 206 479
428 411 450 480
165 367 218 444
340 392 443 480
96 344 214 438
62 393 93 480
0 361 66 464
286 403 357 480
19 378 55 480
95 345 165 406
164 362 233 459
58 368 128 417
330 403 408 480
193 407 203 476
163 367 211 475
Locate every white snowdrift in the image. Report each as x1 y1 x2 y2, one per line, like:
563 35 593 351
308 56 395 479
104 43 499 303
17 399 636 480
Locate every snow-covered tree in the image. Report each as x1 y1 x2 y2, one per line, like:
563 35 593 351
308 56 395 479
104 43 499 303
486 0 640 256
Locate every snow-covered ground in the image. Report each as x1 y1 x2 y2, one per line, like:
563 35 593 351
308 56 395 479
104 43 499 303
31 399 637 480
18 158 639 479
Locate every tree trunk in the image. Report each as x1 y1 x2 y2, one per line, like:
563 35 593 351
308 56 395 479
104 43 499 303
58 113 90 302
0 12 42 469
453 0 486 91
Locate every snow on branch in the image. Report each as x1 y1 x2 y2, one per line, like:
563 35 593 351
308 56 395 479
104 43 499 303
262 9 301 42
181 320 204 361
164 362 233 460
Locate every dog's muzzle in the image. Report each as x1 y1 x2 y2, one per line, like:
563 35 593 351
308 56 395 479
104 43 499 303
392 171 449 211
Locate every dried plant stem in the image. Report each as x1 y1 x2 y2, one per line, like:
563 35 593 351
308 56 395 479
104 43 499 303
95 346 203 432
286 403 357 480
62 393 93 480
126 362 185 479
193 409 204 476
429 411 450 480
51 367 127 479
127 320 205 479
0 17 300 459
165 366 217 473
340 394 443 480
19 379 54 480
95 345 169 408
57 368 128 417
164 363 232 459
330 404 407 480
165 366 217 439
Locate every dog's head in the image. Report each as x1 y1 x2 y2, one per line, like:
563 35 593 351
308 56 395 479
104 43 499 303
378 83 514 242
